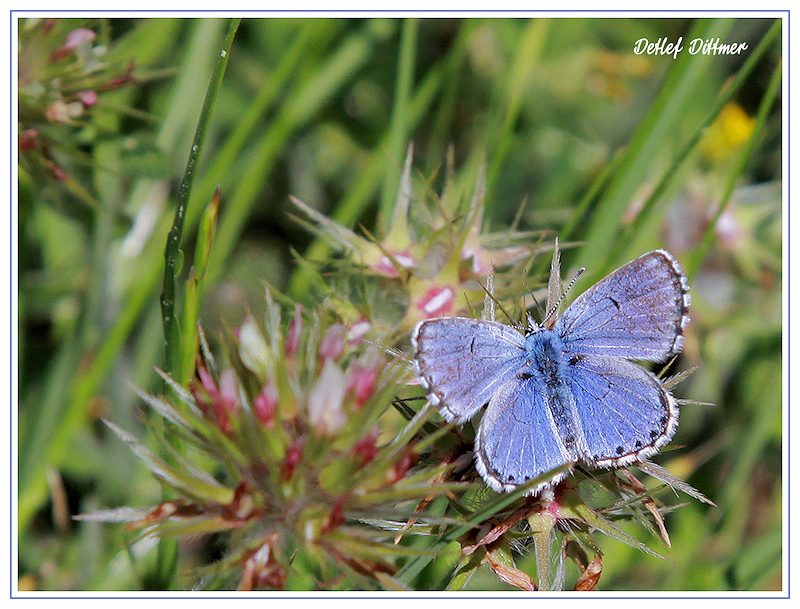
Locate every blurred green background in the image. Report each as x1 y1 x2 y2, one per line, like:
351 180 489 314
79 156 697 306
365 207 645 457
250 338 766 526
17 16 782 591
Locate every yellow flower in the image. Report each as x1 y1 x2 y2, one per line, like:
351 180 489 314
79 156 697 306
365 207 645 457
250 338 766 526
701 102 756 162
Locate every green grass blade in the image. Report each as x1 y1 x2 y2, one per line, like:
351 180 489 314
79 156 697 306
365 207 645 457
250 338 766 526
185 20 334 235
574 18 734 275
287 48 448 299
161 19 240 377
204 26 377 288
379 18 418 223
485 19 549 208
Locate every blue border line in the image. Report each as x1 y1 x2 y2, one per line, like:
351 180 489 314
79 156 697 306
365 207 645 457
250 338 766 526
786 11 791 600
6 9 794 12
10 9 790 599
9 9 12 603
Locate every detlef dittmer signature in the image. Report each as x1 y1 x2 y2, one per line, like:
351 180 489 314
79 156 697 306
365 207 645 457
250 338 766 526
634 37 749 59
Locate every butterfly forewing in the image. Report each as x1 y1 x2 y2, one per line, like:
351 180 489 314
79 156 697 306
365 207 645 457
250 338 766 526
565 354 678 467
412 317 526 422
555 250 690 362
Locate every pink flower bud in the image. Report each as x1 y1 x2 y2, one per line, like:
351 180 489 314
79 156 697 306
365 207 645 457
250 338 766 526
45 100 70 123
391 450 417 483
78 90 98 107
254 382 278 428
281 439 305 482
416 285 455 317
49 163 67 182
322 496 346 534
285 304 303 358
374 256 401 277
346 362 377 408
318 324 345 361
196 360 219 397
18 129 38 151
51 27 96 61
716 208 744 248
219 368 239 412
189 380 211 417
240 534 285 591
346 319 371 344
374 251 415 277
196 363 236 434
307 359 347 435
65 27 96 49
353 429 379 466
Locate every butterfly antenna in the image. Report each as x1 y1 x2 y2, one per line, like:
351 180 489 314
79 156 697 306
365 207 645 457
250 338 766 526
543 267 585 328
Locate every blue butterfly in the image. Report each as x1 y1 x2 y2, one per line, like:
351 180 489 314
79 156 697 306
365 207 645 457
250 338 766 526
412 249 691 494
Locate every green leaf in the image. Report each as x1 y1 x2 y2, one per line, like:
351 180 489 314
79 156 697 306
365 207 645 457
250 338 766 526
104 419 234 506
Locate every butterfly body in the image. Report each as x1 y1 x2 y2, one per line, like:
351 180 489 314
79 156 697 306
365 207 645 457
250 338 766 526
523 330 568 390
412 249 690 494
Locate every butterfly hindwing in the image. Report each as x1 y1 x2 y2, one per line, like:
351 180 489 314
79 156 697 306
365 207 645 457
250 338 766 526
412 317 527 422
564 354 678 467
475 376 575 493
554 250 690 362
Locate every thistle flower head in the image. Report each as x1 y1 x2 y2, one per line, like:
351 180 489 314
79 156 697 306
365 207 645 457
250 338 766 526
291 145 538 336
89 293 480 590
85 151 711 591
